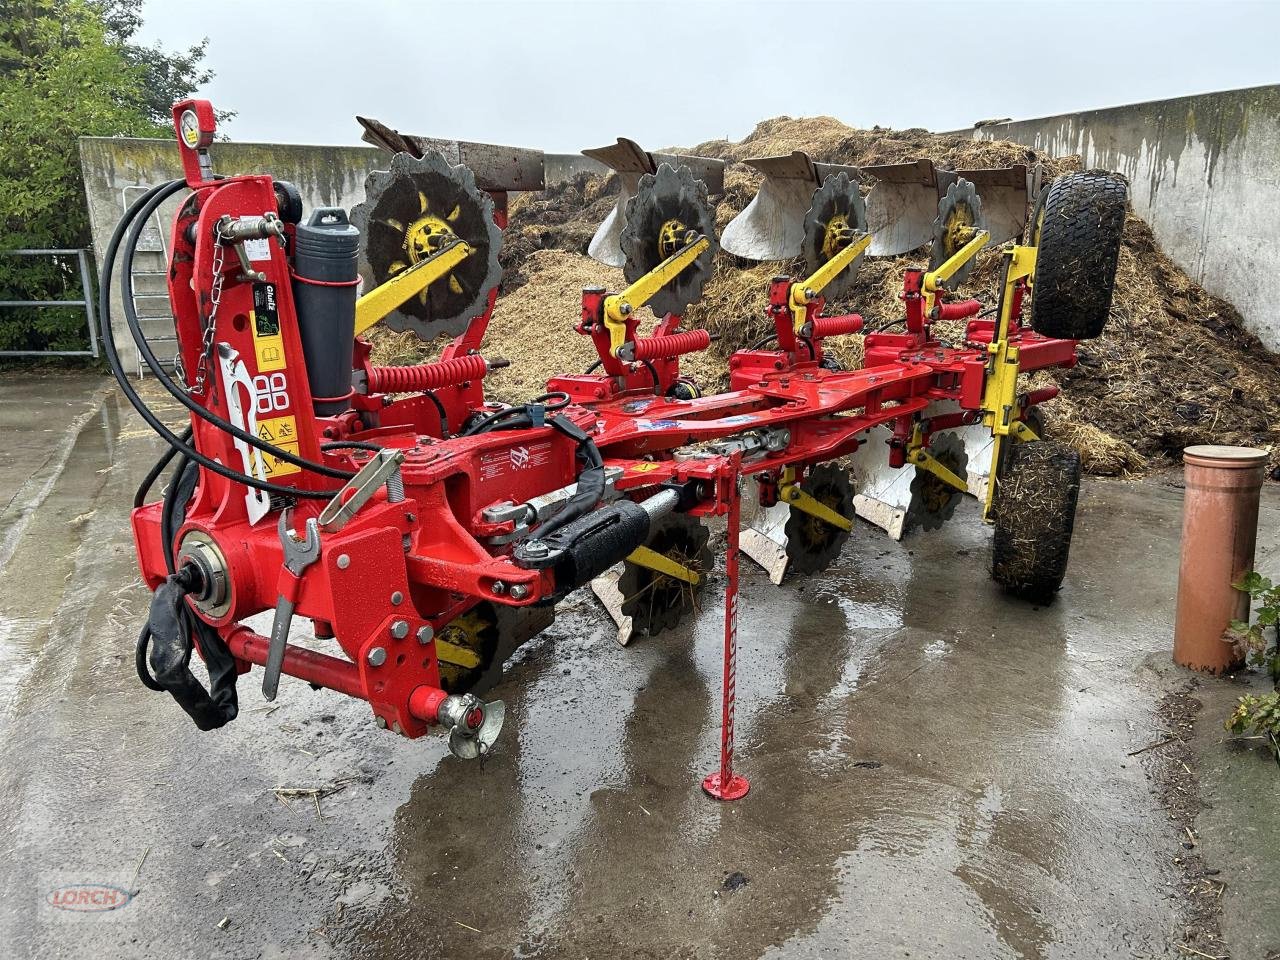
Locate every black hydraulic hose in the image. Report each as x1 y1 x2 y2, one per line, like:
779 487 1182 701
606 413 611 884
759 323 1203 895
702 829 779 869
120 179 353 481
134 424 192 508
100 181 337 500
460 392 571 438
422 390 450 438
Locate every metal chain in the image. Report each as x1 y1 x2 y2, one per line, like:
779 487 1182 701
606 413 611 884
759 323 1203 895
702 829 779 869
176 236 226 396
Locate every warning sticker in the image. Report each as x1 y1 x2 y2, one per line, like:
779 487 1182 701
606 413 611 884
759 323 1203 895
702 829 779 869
480 441 551 481
252 415 301 478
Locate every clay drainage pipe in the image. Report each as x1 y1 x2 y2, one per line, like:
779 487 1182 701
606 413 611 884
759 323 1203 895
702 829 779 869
1173 444 1269 674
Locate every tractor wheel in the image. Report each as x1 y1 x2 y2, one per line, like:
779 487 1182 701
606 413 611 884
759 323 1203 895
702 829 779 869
619 513 712 637
991 440 1082 603
1029 172 1128 340
784 463 855 576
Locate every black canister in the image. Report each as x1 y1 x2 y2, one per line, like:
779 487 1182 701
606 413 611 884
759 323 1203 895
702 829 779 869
292 207 359 415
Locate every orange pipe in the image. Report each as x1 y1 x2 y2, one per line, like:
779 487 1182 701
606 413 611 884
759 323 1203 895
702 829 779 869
1173 445 1269 674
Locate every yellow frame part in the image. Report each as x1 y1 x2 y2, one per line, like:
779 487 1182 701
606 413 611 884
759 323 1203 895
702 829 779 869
905 425 969 496
788 232 873 334
353 241 473 336
626 545 701 585
981 243 1038 519
779 467 853 532
602 236 711 357
434 637 482 669
922 228 990 315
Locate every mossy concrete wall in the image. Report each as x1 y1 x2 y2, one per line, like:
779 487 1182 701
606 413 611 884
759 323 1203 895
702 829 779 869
79 136 390 373
78 137 601 373
963 85 1280 351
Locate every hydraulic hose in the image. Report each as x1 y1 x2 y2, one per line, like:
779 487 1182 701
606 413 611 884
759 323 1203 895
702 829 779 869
120 179 353 481
100 181 337 499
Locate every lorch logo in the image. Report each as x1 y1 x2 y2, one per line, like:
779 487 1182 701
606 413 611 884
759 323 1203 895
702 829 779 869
47 884 133 913
510 446 530 469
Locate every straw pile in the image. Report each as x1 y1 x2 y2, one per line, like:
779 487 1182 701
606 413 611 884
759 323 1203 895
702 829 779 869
369 116 1280 477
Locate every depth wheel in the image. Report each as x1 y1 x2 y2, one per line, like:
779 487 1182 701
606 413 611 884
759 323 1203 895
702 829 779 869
1030 172 1128 340
991 441 1081 603
618 513 713 637
784 463 855 576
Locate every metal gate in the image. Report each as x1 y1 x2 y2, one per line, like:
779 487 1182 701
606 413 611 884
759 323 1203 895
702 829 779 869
0 248 101 358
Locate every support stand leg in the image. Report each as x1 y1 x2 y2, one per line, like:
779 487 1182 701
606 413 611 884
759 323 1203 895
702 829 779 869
703 458 750 801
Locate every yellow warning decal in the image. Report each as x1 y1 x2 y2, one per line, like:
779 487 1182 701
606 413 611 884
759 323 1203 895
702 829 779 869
252 415 301 478
629 462 661 473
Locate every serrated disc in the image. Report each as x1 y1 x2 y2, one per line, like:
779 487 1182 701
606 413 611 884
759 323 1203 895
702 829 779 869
801 172 869 299
929 178 985 287
619 163 717 318
906 431 969 533
350 150 502 339
618 513 712 637
783 463 855 576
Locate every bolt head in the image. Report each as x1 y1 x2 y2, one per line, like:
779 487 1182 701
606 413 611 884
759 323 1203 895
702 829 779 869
336 554 350 570
509 584 529 600
390 591 403 605
390 620 409 640
375 715 387 729
367 646 387 667
416 624 434 645
491 581 507 596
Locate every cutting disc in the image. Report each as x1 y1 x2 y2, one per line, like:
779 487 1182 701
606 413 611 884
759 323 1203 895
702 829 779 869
784 463 855 576
801 172 869 299
906 431 969 533
350 150 502 339
619 163 718 318
618 513 713 637
929 178 985 287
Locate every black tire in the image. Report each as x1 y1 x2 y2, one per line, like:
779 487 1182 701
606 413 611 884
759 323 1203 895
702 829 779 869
1029 172 1128 340
991 440 1081 603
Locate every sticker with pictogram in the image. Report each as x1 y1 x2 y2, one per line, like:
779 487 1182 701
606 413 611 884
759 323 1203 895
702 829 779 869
253 371 291 415
253 415 301 477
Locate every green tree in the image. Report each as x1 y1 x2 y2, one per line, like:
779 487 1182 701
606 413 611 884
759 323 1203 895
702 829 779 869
0 0 213 351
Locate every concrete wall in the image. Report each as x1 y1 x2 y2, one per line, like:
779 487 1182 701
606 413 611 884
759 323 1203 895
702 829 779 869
78 137 603 373
79 136 392 374
961 84 1280 351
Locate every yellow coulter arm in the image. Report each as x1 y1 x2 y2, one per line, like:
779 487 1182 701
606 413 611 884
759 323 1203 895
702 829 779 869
602 236 711 357
353 240 473 336
981 243 1038 520
788 232 873 333
922 228 990 315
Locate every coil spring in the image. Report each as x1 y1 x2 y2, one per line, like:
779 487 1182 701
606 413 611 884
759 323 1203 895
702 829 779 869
367 354 488 393
808 315 864 339
630 329 711 362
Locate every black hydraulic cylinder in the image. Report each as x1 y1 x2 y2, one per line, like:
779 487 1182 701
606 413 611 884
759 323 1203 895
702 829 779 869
292 208 359 415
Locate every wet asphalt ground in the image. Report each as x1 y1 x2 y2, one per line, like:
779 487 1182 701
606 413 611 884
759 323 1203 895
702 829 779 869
1 369 1278 960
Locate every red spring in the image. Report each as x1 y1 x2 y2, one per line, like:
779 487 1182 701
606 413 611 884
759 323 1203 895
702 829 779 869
808 314 863 338
933 299 982 321
1025 386 1060 406
367 354 488 392
630 329 711 362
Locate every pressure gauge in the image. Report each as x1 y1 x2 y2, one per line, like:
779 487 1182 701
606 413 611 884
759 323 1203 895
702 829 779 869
179 107 214 150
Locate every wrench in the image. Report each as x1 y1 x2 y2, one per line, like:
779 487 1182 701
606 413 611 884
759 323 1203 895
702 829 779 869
262 507 321 701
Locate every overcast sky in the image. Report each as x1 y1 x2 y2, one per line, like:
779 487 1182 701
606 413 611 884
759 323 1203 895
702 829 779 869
138 0 1278 152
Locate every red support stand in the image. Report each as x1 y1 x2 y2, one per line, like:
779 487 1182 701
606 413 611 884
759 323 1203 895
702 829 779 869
703 456 750 802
